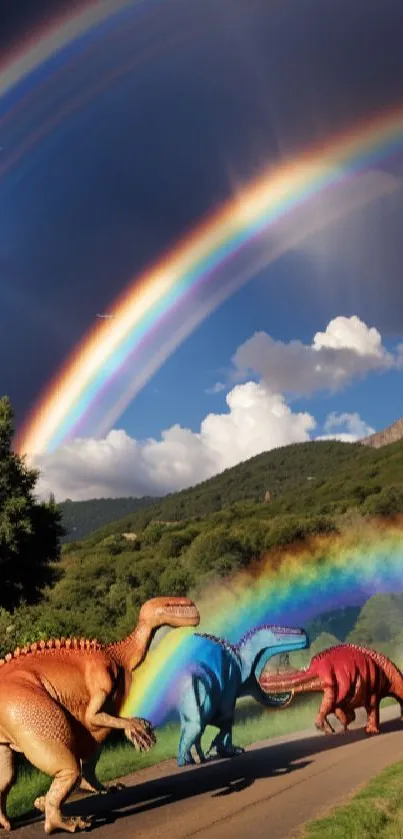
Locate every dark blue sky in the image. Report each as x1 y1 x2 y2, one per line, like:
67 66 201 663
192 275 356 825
0 0 403 480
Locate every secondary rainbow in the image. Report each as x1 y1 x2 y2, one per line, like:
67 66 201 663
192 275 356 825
0 1 141 103
16 104 403 457
123 519 403 725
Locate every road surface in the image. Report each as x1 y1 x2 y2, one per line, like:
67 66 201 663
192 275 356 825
16 706 403 839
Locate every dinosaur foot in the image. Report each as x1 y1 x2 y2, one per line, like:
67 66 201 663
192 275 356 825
79 780 125 795
177 755 196 767
216 746 245 759
315 722 335 735
44 815 92 835
101 782 125 794
365 726 380 736
0 813 11 831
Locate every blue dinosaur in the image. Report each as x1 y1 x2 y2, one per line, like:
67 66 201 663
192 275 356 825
177 625 309 766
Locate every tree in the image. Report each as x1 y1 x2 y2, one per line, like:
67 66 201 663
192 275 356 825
0 396 63 609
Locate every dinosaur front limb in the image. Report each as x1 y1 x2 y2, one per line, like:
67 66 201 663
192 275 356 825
85 690 155 752
315 687 336 733
178 723 205 766
0 745 15 831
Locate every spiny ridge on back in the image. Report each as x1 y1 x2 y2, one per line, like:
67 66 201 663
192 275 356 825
0 636 102 666
195 632 241 662
312 644 402 674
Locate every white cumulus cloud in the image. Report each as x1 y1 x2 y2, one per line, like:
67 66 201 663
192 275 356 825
35 315 392 502
35 381 315 501
316 411 375 443
233 315 396 396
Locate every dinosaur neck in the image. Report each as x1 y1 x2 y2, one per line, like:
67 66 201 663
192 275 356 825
108 620 158 674
238 629 303 683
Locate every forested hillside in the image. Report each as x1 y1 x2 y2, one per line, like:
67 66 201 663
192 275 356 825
59 438 403 540
59 496 157 542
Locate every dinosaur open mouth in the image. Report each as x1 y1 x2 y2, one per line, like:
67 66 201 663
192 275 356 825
161 602 200 623
263 691 294 707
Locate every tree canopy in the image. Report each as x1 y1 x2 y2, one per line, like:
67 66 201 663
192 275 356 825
0 396 63 609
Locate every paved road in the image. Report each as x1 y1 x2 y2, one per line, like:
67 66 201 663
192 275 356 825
17 706 403 839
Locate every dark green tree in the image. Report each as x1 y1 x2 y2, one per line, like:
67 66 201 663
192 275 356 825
0 396 63 609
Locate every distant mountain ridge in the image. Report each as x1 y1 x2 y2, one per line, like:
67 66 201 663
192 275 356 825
362 416 403 449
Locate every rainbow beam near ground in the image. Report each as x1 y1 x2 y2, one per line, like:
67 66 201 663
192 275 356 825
16 105 403 457
123 520 403 726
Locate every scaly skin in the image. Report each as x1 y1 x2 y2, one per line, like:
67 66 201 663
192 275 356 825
177 625 308 766
259 643 403 736
0 596 199 834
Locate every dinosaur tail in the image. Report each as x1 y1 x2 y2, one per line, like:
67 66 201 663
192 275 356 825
259 667 323 696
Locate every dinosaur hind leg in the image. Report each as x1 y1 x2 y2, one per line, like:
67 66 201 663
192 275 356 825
24 738 88 835
80 752 125 795
207 719 244 759
0 745 15 831
0 687 90 834
315 687 336 734
80 752 106 794
178 674 210 767
365 695 380 735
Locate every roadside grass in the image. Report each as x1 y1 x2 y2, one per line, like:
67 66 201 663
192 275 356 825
8 696 319 821
303 759 403 839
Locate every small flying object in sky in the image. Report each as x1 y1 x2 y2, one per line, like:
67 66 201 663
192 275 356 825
96 313 115 319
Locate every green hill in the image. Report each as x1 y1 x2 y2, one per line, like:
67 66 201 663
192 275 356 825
59 439 367 540
57 438 403 542
71 437 403 544
59 496 157 542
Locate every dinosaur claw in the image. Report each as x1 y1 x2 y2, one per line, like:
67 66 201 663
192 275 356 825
44 816 92 834
0 815 11 831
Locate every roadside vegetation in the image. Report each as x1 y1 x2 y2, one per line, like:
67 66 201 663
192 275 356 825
303 759 403 839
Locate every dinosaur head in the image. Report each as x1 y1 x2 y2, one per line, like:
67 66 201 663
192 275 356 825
236 624 309 708
139 597 200 629
254 626 309 708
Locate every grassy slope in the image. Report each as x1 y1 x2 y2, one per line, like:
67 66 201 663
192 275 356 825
303 759 403 839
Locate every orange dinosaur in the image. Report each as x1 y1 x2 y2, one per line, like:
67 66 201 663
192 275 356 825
0 596 199 834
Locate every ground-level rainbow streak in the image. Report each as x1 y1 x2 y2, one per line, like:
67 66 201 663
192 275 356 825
16 105 403 457
123 519 403 725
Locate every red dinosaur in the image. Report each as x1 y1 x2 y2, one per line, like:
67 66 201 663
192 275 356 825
259 644 403 736
0 596 199 834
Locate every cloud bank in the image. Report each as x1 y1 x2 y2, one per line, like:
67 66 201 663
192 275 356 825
35 316 396 501
233 315 400 396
